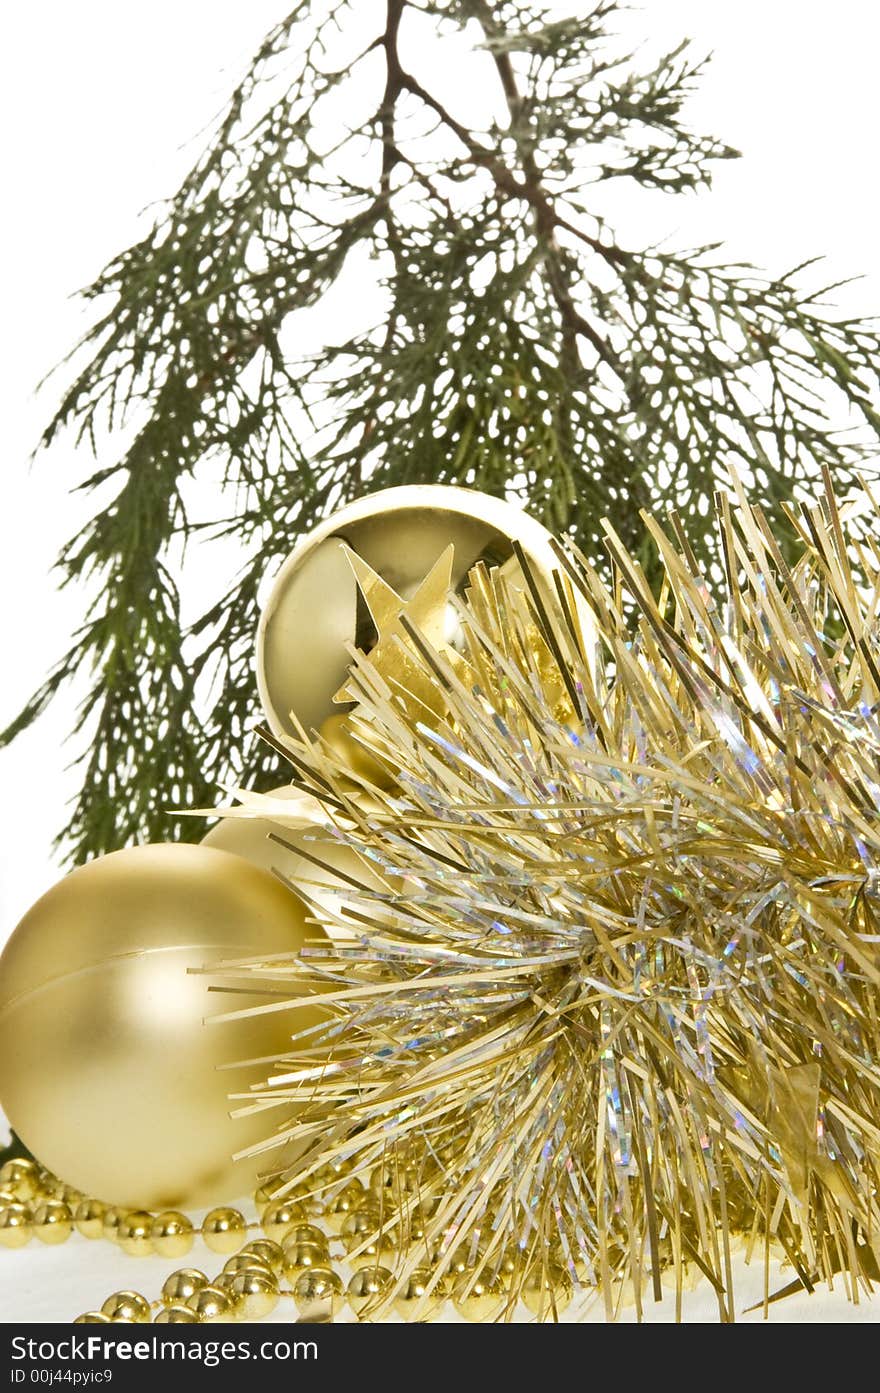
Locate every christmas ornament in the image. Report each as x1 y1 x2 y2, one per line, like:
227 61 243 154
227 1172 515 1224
201 785 391 928
256 483 580 746
226 476 880 1321
0 843 326 1209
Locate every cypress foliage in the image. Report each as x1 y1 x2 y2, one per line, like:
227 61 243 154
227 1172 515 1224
6 0 880 861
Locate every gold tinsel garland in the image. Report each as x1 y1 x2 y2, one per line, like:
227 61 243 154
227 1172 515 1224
213 477 880 1321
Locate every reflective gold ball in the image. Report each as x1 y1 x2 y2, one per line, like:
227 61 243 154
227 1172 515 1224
31 1200 72 1245
228 1269 280 1321
151 1211 194 1258
257 484 574 743
187 1285 231 1323
260 1198 305 1243
154 1305 199 1325
202 788 390 924
74 1199 107 1240
201 1206 247 1254
239 1238 285 1272
394 1266 446 1319
0 1158 38 1200
161 1269 208 1305
101 1291 152 1323
292 1267 344 1319
0 1204 31 1249
117 1210 153 1257
0 843 327 1209
347 1265 393 1318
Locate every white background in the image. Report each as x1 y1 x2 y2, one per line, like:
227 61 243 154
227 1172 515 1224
0 0 879 1324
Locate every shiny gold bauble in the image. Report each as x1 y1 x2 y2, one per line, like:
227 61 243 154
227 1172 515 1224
239 1238 285 1272
260 1197 305 1243
256 484 574 743
347 1265 393 1317
187 1285 231 1323
0 1204 31 1248
394 1267 446 1318
228 1269 280 1321
291 1267 344 1319
520 1263 573 1316
0 1157 39 1200
201 1206 247 1253
74 1199 107 1240
0 843 327 1209
117 1210 153 1257
31 1200 72 1245
281 1240 328 1277
101 1291 152 1323
154 1305 199 1324
151 1211 194 1258
452 1272 506 1321
323 1179 367 1232
282 1222 326 1251
202 787 389 923
161 1268 208 1305
73 1312 112 1325
102 1207 126 1243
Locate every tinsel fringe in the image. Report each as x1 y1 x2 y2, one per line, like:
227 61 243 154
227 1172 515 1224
211 476 880 1320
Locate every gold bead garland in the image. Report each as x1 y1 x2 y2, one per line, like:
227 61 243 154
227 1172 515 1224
0 1154 577 1322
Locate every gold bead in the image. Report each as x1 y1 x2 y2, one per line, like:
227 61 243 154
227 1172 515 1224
0 1203 32 1248
452 1272 506 1321
394 1266 446 1318
0 1158 39 1200
117 1210 153 1257
187 1284 231 1323
229 1269 280 1321
102 1206 126 1242
286 1184 325 1219
222 1254 274 1279
32 1200 73 1245
101 1291 152 1323
260 1198 304 1243
73 1312 112 1324
341 1205 388 1258
370 1162 419 1207
161 1268 208 1305
292 1267 344 1320
74 1198 107 1239
323 1179 367 1231
239 1238 285 1273
202 1207 247 1253
492 1246 524 1281
151 1211 194 1258
154 1304 199 1324
445 1242 483 1278
50 1181 82 1205
314 1157 352 1187
402 1204 435 1245
253 1183 278 1215
0 1188 17 1206
282 1223 327 1252
520 1264 573 1317
281 1241 328 1277
347 1265 393 1317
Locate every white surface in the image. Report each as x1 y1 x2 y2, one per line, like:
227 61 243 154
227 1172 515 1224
1 1218 878 1325
2 1 880 1324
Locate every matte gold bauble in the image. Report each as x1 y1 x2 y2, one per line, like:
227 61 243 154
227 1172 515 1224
256 484 575 744
202 786 392 927
0 843 326 1210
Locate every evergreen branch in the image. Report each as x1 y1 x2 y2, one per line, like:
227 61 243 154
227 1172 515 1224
5 0 879 863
